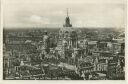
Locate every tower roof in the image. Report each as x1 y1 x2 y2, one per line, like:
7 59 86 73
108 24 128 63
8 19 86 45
63 8 72 27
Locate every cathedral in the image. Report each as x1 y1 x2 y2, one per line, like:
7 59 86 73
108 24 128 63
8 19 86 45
42 9 88 59
55 9 80 59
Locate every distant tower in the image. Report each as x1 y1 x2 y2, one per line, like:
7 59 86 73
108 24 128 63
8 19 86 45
63 8 72 27
42 30 50 53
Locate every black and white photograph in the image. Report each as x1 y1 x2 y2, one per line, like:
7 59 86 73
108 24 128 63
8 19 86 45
2 0 126 80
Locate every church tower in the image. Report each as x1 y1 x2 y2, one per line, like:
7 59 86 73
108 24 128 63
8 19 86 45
56 9 79 58
57 9 78 50
63 8 72 27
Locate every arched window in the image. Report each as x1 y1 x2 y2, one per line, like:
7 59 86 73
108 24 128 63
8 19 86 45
65 31 69 33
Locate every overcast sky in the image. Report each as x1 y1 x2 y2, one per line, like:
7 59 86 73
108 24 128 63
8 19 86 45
3 0 126 28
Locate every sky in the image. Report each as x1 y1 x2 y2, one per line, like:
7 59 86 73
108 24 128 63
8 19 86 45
3 0 126 28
